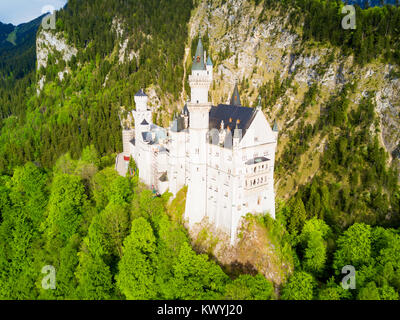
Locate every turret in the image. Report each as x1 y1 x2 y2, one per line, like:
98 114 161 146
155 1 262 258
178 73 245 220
133 88 152 140
134 89 148 112
272 119 279 141
233 119 241 149
182 102 189 129
219 120 226 145
189 38 211 104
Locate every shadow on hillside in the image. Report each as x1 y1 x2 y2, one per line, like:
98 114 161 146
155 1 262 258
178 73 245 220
223 260 258 279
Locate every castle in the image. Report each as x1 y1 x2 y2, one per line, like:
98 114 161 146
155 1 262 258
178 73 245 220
117 38 278 244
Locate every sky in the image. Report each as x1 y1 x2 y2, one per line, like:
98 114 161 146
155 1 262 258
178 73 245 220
0 0 68 25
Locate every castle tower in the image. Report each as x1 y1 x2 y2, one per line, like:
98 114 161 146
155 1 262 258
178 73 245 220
133 89 152 137
132 89 152 185
184 38 212 227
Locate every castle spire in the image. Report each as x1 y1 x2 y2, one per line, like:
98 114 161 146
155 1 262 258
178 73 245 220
192 38 205 71
257 95 262 110
273 119 279 132
207 55 213 66
230 82 241 106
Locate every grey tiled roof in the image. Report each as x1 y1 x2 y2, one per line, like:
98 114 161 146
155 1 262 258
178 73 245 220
209 104 257 138
141 132 152 142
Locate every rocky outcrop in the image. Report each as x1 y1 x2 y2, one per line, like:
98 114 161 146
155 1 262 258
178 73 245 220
191 216 292 287
36 30 77 93
376 67 400 162
36 30 77 70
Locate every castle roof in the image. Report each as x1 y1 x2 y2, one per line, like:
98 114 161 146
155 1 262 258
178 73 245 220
171 116 185 133
209 104 257 140
272 119 279 132
135 88 147 97
207 55 213 66
230 83 241 106
192 38 205 71
141 132 152 142
183 103 189 115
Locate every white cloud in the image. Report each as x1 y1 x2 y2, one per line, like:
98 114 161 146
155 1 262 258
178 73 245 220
0 0 67 25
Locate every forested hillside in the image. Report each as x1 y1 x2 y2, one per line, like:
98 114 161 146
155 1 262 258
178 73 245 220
0 0 399 300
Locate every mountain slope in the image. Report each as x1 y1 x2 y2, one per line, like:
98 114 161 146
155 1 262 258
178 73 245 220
0 22 14 43
0 15 44 78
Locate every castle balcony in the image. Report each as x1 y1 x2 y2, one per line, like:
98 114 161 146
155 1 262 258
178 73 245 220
245 156 270 177
243 156 270 192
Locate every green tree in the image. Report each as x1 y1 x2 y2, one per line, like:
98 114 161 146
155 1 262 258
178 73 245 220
357 282 381 300
87 202 130 259
317 277 352 300
164 242 229 300
44 174 87 243
281 271 315 300
286 195 307 241
299 218 331 274
224 274 275 300
75 252 114 300
0 163 48 299
333 223 372 272
116 217 158 300
91 167 120 210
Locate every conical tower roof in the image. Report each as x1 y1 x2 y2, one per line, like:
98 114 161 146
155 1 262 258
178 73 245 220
192 38 205 71
230 83 241 106
207 55 213 66
273 119 279 132
135 88 147 97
